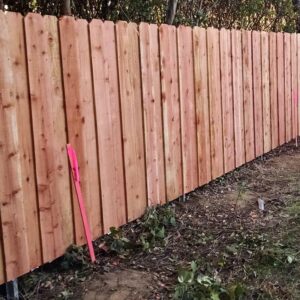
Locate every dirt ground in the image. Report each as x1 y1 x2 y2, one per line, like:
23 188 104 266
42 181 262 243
13 142 300 299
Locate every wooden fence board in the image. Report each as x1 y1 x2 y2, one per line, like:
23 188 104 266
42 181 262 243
291 33 298 141
242 30 255 162
261 32 271 153
284 33 292 142
220 28 235 173
207 28 224 179
0 12 42 280
139 23 166 206
25 13 73 262
193 27 212 185
90 20 127 233
298 34 300 138
252 31 264 156
277 33 285 145
59 17 102 243
0 219 4 283
269 32 279 149
232 29 245 166
177 26 198 193
116 22 147 220
159 24 183 200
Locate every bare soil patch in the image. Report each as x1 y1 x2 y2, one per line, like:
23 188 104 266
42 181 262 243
14 142 300 299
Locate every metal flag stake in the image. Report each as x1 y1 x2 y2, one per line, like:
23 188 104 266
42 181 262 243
66 144 96 263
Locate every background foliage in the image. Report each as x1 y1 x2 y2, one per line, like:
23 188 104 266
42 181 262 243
2 0 300 32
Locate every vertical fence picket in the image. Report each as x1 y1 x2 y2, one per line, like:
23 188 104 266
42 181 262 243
89 20 126 233
59 17 102 243
116 22 147 220
177 26 198 193
220 28 235 173
252 31 264 156
298 34 300 138
232 29 245 166
139 23 166 206
291 33 298 142
193 28 212 185
25 13 73 262
159 24 183 200
269 32 279 149
242 30 255 162
277 33 286 145
284 33 292 142
0 12 42 280
207 28 224 179
0 222 4 283
261 32 272 152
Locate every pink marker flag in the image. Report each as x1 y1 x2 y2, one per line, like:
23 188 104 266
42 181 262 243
67 144 96 263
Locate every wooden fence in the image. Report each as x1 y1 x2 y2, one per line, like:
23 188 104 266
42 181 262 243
0 11 299 283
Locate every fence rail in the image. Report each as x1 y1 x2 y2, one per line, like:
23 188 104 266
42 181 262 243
0 11 299 283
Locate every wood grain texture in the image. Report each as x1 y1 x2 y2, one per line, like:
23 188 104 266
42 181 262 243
193 27 212 185
242 30 255 162
277 33 285 145
177 26 198 193
261 32 271 153
284 33 292 142
0 12 42 280
0 216 4 283
232 29 245 166
291 33 298 141
159 24 183 200
252 31 264 156
269 32 279 149
220 28 235 173
25 13 73 262
139 23 166 206
60 17 102 243
90 20 127 233
298 34 300 137
207 28 224 179
116 22 147 220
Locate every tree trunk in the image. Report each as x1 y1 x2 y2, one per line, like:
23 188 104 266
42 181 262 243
166 0 178 25
293 0 300 32
0 0 4 11
61 0 71 16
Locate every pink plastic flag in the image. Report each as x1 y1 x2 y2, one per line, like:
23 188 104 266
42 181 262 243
67 144 96 263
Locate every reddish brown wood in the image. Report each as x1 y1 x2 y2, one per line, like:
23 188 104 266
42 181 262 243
220 28 235 172
0 12 42 280
207 28 224 179
60 17 102 243
252 31 264 156
25 13 73 262
242 30 255 162
284 33 292 142
193 27 212 185
116 21 147 220
269 32 279 149
277 33 285 145
139 23 166 205
177 25 198 193
291 33 298 141
90 20 127 233
232 29 245 166
261 31 271 153
159 24 183 200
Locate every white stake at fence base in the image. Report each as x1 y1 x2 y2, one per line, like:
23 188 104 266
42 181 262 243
6 279 19 300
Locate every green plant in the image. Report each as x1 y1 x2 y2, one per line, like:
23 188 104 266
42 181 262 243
138 206 176 250
104 227 133 254
174 261 245 300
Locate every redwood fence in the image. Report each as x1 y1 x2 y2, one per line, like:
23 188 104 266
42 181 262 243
0 11 299 283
